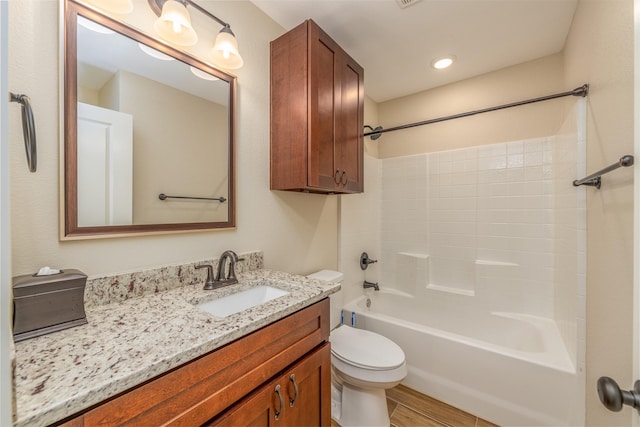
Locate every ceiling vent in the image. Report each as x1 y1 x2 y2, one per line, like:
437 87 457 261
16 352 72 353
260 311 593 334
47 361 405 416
395 0 421 9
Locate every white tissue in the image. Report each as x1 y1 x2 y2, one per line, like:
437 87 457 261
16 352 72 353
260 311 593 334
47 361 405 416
36 266 61 276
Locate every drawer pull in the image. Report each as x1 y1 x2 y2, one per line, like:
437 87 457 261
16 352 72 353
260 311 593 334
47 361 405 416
274 384 283 420
289 374 298 407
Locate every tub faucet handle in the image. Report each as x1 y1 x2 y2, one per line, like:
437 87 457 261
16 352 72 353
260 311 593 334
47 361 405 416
360 252 378 270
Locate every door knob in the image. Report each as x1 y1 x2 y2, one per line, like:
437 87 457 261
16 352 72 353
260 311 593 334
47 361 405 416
597 376 640 414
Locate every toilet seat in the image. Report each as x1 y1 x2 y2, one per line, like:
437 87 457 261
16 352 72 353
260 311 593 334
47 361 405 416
330 325 405 370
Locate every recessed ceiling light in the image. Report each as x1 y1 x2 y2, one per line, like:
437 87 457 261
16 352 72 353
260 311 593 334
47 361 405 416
431 56 456 70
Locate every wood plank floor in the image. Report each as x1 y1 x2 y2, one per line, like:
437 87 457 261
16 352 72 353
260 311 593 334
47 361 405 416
332 384 500 427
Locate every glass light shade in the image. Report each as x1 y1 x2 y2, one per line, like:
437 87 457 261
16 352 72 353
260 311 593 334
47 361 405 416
84 0 133 14
153 0 198 47
211 28 244 70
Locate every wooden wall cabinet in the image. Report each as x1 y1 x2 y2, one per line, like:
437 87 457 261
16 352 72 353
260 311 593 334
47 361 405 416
271 19 364 194
58 299 330 427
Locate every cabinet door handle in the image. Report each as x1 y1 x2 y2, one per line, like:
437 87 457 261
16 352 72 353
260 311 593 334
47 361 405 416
289 374 299 407
274 384 283 420
334 169 341 184
341 170 348 186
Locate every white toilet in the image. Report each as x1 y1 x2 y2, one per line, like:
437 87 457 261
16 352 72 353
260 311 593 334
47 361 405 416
307 270 407 427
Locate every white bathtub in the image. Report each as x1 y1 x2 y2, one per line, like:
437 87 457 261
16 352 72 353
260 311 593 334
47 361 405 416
342 290 584 426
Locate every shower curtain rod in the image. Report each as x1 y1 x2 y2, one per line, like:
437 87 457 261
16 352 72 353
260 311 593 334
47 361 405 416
363 84 589 140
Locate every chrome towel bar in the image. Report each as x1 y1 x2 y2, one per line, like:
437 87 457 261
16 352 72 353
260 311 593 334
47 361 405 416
573 155 634 189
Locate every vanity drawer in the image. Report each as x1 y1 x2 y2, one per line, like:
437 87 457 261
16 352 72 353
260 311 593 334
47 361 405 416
57 298 329 426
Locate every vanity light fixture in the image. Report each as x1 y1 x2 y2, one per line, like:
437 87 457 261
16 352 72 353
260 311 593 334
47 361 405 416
431 56 456 70
148 0 244 69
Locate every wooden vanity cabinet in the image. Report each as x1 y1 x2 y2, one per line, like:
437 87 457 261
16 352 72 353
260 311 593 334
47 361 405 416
56 299 330 427
271 19 364 194
209 343 330 426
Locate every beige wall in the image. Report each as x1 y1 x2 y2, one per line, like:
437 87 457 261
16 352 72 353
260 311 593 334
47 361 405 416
363 95 380 159
376 53 566 158
563 1 635 425
8 0 338 278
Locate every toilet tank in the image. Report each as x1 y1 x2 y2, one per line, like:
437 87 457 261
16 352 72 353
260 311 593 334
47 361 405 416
306 270 343 329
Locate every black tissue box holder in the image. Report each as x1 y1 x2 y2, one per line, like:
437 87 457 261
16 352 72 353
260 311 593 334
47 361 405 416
13 269 88 342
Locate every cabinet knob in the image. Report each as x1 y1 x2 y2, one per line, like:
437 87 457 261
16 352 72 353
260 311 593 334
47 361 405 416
274 384 283 420
289 374 299 407
334 169 341 184
341 171 348 186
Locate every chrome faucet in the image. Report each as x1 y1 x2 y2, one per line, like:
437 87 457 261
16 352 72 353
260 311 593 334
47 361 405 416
363 280 379 291
215 250 240 286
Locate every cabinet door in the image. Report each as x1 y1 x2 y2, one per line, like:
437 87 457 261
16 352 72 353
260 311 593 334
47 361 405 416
210 343 331 427
208 382 276 427
283 343 331 426
308 22 340 191
336 53 364 193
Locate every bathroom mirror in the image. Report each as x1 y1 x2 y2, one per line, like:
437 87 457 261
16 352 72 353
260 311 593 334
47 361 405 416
62 0 236 238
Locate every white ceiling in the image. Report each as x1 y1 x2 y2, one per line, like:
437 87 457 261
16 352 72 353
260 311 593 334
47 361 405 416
251 0 578 102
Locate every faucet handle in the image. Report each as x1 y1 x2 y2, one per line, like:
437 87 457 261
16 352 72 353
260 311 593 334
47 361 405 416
195 264 215 290
360 252 378 270
229 257 245 278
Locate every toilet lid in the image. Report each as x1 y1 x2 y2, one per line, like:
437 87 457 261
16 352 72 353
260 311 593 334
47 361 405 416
330 326 405 370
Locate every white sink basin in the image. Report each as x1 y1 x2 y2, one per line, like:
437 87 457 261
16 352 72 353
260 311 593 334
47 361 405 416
197 285 290 318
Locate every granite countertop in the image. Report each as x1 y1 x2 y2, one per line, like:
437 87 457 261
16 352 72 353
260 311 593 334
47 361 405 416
13 269 340 427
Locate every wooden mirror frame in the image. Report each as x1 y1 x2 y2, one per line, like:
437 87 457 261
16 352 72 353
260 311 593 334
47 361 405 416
62 0 236 239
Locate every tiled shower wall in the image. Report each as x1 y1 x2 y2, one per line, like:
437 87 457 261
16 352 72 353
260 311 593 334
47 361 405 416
379 99 586 366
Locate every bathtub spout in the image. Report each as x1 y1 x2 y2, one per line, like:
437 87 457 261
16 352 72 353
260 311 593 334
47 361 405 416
363 280 379 291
